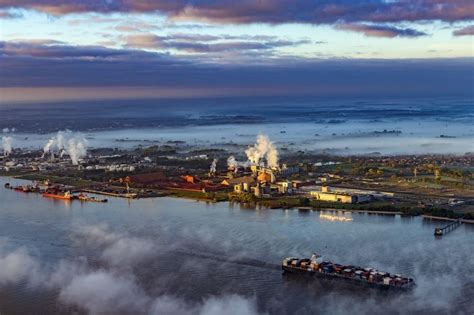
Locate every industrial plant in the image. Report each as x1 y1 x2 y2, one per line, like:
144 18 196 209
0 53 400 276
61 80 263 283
1 132 474 222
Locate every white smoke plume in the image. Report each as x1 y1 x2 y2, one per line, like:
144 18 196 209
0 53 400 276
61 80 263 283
227 155 250 173
66 135 88 165
245 134 279 168
227 156 237 168
43 130 88 165
209 158 218 175
1 136 13 156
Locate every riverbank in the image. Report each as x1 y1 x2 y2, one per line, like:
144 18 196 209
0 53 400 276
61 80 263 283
422 215 474 224
311 208 403 215
4 174 473 221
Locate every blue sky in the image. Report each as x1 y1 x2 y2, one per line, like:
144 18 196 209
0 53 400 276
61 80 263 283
0 1 473 102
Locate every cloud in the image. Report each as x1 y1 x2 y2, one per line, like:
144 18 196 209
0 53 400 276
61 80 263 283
73 224 157 267
0 240 44 286
115 22 159 33
150 294 259 315
0 1 472 24
58 270 149 314
0 226 260 315
124 33 311 53
0 40 161 59
0 10 22 19
453 25 474 36
336 23 427 38
0 40 472 101
1 222 474 314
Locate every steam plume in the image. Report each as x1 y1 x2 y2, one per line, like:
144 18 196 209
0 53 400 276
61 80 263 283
245 134 279 168
227 155 250 172
43 130 88 165
209 158 217 175
1 136 13 156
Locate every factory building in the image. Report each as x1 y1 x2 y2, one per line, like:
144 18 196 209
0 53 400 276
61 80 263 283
310 186 370 204
275 181 292 194
250 165 276 183
221 176 257 193
279 164 300 177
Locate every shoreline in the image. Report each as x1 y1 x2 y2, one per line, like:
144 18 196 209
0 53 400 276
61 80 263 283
310 208 402 215
2 174 472 222
422 215 474 224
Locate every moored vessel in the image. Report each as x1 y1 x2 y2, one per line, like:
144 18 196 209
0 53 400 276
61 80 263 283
42 190 75 200
77 193 108 203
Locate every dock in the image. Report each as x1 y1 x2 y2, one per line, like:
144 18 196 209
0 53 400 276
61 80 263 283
434 219 463 236
80 189 138 199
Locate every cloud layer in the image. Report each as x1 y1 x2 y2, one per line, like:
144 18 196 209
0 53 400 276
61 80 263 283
1 221 473 314
336 23 427 38
453 25 474 36
0 40 472 102
0 1 473 24
124 33 312 53
0 226 260 315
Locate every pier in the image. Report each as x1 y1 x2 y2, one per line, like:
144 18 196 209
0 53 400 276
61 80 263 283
434 219 463 236
80 189 138 199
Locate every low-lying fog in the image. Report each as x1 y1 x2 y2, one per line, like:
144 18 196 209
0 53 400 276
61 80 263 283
4 119 474 156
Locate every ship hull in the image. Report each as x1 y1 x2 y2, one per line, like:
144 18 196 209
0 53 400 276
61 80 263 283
42 193 74 200
282 266 412 291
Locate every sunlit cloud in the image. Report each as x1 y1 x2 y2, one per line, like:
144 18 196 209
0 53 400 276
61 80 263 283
336 23 427 38
0 1 472 24
453 25 474 36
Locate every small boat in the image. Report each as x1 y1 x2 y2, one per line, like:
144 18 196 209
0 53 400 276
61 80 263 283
78 193 108 203
42 191 75 200
14 185 32 193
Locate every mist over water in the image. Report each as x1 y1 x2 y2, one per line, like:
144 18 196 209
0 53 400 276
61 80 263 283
2 97 473 155
0 177 472 314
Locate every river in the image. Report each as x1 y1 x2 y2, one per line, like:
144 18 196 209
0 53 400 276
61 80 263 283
0 177 472 314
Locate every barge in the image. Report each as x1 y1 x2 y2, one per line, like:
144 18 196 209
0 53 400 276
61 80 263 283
282 253 414 290
78 193 108 203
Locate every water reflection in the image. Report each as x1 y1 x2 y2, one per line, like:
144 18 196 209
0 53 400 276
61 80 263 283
319 211 353 222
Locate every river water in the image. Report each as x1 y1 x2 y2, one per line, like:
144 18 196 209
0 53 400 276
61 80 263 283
0 177 473 314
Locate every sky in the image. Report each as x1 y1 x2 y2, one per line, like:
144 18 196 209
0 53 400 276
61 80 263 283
0 0 473 102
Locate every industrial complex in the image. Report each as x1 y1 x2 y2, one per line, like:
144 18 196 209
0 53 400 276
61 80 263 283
1 133 474 222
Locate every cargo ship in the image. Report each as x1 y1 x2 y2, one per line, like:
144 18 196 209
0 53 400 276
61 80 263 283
282 253 414 290
42 191 75 200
